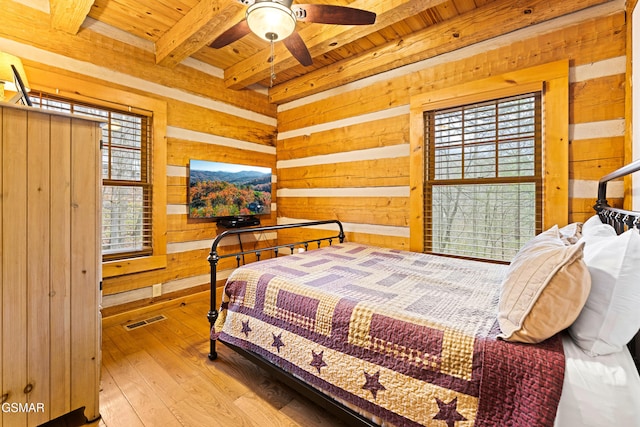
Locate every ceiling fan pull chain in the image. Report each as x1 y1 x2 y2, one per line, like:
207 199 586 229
269 39 276 87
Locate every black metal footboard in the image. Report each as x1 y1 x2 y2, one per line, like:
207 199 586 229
207 220 345 361
593 158 640 370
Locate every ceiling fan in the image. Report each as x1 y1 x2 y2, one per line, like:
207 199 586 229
209 0 377 67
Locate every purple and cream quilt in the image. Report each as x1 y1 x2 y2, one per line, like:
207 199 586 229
213 243 565 427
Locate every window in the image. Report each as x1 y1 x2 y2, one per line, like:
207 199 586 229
409 61 569 261
424 93 542 261
32 93 153 261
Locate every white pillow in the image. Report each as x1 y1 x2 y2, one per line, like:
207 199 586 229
582 214 613 238
569 215 640 355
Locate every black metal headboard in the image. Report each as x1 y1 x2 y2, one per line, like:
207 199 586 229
594 159 640 232
593 158 640 370
206 220 345 360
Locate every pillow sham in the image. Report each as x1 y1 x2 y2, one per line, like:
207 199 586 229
569 215 640 356
498 225 591 344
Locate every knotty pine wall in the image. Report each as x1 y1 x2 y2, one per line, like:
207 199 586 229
1 1 276 313
276 4 627 251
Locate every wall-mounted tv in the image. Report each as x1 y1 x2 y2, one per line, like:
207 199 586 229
188 159 272 220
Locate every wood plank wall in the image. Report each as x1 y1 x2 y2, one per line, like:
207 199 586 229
0 1 629 312
276 6 627 250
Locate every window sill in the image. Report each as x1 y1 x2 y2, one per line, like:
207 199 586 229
103 255 167 278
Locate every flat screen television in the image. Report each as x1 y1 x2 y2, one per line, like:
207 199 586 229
188 159 272 221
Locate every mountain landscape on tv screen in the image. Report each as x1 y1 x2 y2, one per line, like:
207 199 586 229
189 168 271 219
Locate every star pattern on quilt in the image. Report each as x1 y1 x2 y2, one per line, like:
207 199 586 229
272 332 285 353
362 371 386 399
310 350 327 374
241 320 251 337
433 397 466 427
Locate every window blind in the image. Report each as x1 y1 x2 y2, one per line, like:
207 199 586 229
424 93 542 262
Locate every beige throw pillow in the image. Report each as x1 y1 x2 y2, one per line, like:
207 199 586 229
498 226 591 343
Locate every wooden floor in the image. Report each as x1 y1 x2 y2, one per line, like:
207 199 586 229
90 294 350 427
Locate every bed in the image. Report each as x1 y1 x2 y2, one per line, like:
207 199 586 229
207 162 640 427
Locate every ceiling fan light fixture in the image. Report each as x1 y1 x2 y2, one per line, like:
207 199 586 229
246 0 296 42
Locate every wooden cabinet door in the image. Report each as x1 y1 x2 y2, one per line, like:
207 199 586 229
1 107 30 427
0 106 101 427
69 116 101 422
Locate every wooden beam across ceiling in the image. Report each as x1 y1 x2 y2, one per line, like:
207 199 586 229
155 0 245 68
269 0 617 104
49 0 95 34
223 0 448 90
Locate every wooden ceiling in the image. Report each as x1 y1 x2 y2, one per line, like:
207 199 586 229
48 0 616 104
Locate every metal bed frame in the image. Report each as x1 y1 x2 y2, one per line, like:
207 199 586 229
206 219 382 426
207 219 345 361
205 160 640 424
593 158 640 369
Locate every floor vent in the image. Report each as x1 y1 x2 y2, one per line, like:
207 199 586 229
123 314 167 331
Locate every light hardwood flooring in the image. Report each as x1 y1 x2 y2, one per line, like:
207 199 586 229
90 294 350 427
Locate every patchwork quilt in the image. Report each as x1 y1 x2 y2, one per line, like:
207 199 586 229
213 243 565 427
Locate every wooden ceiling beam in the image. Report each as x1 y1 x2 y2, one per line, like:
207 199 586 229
49 0 95 34
155 0 245 68
223 0 447 90
269 0 617 104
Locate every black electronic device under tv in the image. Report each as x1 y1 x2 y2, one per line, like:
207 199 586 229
188 159 272 223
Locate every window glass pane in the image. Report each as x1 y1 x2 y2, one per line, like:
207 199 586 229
74 105 109 120
32 97 71 113
430 183 537 261
498 139 535 176
464 142 496 178
434 146 462 179
103 116 143 181
432 110 463 179
111 113 142 148
102 185 150 254
109 146 141 180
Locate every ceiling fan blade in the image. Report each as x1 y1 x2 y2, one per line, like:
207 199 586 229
283 32 313 66
209 19 250 49
293 4 376 25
